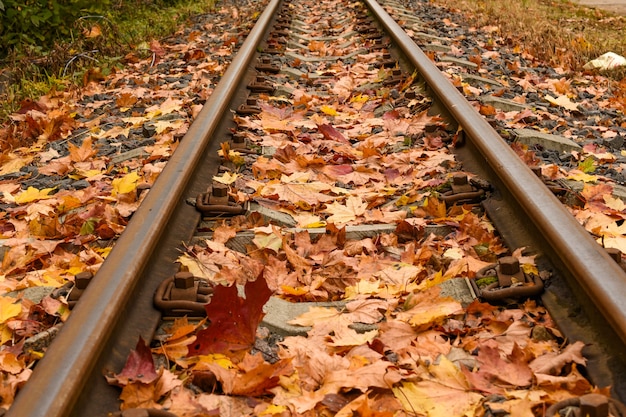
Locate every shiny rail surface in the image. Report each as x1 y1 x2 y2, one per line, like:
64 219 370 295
7 0 626 415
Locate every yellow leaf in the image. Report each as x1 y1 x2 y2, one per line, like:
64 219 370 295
0 296 21 323
0 325 12 345
521 263 539 275
153 119 184 134
14 186 56 204
93 125 131 140
290 212 325 228
304 220 326 228
344 279 382 298
601 236 626 255
401 287 462 328
324 195 368 225
122 116 149 127
197 354 236 369
252 229 283 252
95 247 112 258
260 404 288 415
350 94 369 103
145 97 183 119
545 94 579 111
566 171 597 183
0 154 31 175
73 169 104 179
320 105 338 116
212 172 239 185
393 358 482 417
176 253 217 280
280 285 309 296
111 172 140 196
416 269 445 291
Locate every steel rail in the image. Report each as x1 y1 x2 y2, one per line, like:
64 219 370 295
365 0 626 343
6 0 282 416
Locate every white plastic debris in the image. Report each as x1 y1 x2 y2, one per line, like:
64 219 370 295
583 52 626 70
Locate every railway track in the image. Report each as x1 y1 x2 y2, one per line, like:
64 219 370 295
6 0 626 415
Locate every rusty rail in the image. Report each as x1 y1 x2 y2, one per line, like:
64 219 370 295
6 0 282 416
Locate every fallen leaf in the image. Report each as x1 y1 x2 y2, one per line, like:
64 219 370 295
324 195 368 225
13 186 56 205
112 172 140 196
393 357 482 417
108 337 159 386
545 94 579 111
188 275 272 358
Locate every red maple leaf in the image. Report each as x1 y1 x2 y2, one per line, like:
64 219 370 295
108 337 158 386
188 275 272 358
318 123 349 143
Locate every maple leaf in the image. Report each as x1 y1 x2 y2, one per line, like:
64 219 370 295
0 369 32 408
0 154 31 175
93 125 131 140
145 97 183 119
399 286 463 328
288 304 379 346
200 352 293 396
260 181 336 207
108 337 159 386
545 94 579 111
116 93 138 108
0 352 26 375
212 172 239 185
318 123 350 143
335 393 396 417
152 318 205 361
112 172 140 196
320 105 338 116
463 343 532 393
324 195 368 225
529 340 586 375
252 225 283 252
0 297 22 324
12 186 56 205
68 137 98 162
188 275 272 359
393 357 482 417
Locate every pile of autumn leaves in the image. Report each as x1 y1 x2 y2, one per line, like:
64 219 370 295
109 41 600 417
109 222 596 416
0 5 255 409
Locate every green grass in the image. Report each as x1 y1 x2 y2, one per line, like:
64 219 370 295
431 0 626 74
0 0 217 121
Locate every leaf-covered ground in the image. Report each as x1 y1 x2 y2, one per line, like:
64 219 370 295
0 0 625 414
108 0 625 416
0 3 263 410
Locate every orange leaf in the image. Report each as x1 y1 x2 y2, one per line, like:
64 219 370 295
68 137 97 162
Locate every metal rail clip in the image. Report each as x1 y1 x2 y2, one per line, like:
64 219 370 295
470 256 544 302
153 272 213 317
255 57 281 73
546 393 626 417
50 271 93 308
247 75 275 93
230 133 259 154
196 183 245 215
440 173 486 204
237 97 261 115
